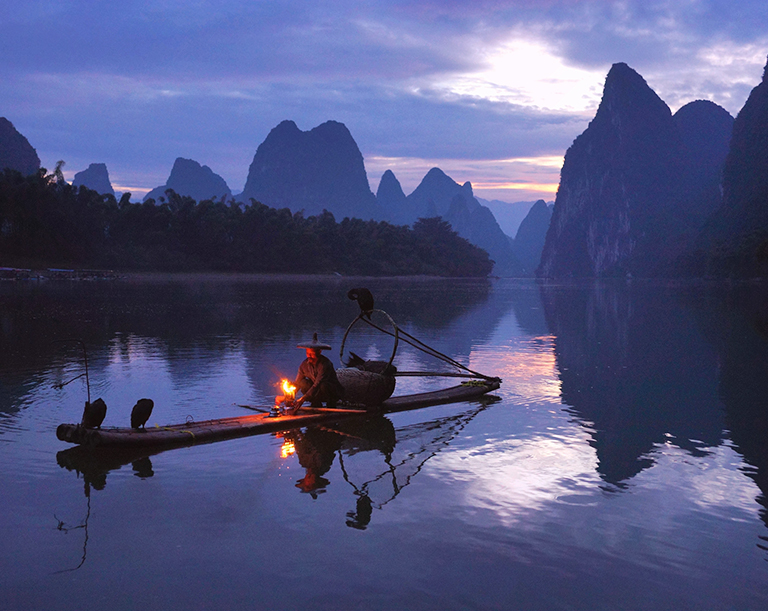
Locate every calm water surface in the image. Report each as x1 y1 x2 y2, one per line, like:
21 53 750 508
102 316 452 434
1 275 766 610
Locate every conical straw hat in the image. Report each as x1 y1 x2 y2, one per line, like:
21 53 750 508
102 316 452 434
296 332 332 350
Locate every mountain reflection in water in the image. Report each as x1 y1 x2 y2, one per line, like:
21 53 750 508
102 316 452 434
539 281 724 486
540 280 768 529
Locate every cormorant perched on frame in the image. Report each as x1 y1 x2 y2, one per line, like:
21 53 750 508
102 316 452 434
347 288 374 319
81 398 107 429
131 398 154 429
344 351 397 376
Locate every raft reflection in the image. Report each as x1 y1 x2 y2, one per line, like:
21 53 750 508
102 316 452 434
57 445 157 489
56 398 497 541
284 401 494 528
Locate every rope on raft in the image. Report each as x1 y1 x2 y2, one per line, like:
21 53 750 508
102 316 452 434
342 310 497 382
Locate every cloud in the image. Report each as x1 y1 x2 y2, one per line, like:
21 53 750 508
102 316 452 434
11 70 584 196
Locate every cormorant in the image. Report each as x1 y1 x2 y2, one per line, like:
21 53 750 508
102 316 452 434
347 288 374 319
131 398 154 429
81 398 107 429
344 351 397 376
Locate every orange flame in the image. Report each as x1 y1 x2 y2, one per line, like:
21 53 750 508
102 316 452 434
281 379 297 398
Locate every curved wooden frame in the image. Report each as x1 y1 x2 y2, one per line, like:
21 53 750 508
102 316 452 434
340 310 399 369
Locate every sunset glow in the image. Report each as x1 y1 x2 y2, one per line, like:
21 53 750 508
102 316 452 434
366 155 563 200
472 182 559 193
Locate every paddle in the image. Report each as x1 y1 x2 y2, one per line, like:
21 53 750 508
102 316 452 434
235 404 271 413
235 403 367 415
301 406 369 414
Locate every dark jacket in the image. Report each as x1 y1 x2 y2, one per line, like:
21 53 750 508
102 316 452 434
294 354 344 401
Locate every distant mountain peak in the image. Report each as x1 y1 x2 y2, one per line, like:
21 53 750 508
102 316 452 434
513 198 553 275
144 157 231 203
0 117 41 176
422 167 451 184
598 62 671 123
408 167 468 219
605 61 636 80
376 170 409 225
377 169 399 188
73 162 115 196
275 119 300 131
376 169 405 200
240 119 380 220
312 119 351 135
603 62 651 92
402 166 524 275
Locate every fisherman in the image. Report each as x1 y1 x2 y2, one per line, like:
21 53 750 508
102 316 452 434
292 333 344 411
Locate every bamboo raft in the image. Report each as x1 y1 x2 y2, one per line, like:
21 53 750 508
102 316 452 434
56 379 500 449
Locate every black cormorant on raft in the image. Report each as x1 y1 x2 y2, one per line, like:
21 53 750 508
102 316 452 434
345 351 397 376
347 288 374 319
81 398 107 429
131 398 154 429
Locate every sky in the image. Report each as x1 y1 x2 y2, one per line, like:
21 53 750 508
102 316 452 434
2 0 768 203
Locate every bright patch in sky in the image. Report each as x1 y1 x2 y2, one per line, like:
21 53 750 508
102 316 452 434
366 154 563 201
473 181 559 193
436 39 606 113
112 183 151 196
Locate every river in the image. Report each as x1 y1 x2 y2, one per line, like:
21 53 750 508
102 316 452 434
1 275 766 610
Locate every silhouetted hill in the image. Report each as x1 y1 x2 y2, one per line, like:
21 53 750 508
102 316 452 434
443 185 525 276
406 167 465 222
240 120 381 220
692 58 768 276
673 100 734 222
144 158 231 203
0 117 40 176
376 170 409 225
476 197 541 237
401 167 522 275
72 163 114 195
539 63 732 278
513 199 552 275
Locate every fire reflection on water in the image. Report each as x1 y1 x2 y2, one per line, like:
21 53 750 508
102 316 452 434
280 439 296 459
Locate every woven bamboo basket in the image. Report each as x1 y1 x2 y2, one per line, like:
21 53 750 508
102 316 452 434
336 368 396 406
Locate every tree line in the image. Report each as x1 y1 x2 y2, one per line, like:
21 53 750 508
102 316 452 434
0 166 493 276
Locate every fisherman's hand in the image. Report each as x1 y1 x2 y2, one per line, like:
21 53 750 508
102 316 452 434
294 396 305 408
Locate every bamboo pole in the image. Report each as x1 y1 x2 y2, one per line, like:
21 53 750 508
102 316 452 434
393 371 487 378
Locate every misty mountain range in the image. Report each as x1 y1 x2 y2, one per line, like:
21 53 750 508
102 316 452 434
0 115 545 276
3 55 768 277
